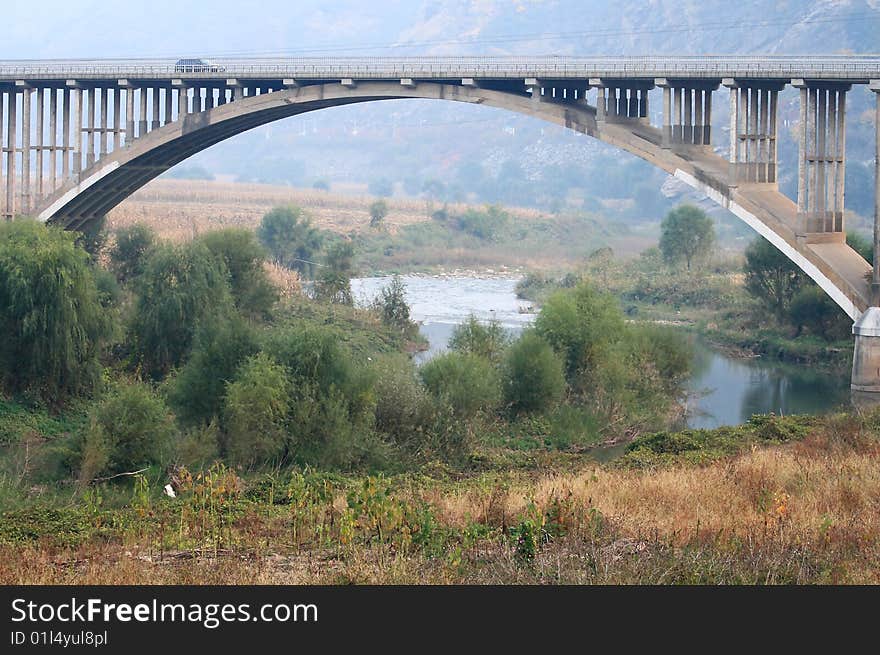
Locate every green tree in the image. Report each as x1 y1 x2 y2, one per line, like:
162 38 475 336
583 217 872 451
110 224 157 284
373 275 414 335
743 237 804 322
456 206 509 241
314 241 355 305
198 228 278 319
420 352 501 419
132 241 232 377
80 381 177 480
223 353 290 468
534 282 625 386
256 206 324 276
369 199 389 228
789 286 850 340
0 220 112 401
166 314 260 426
501 331 566 414
846 231 873 264
448 315 509 364
659 204 715 270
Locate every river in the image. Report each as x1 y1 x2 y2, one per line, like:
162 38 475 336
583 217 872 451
351 275 851 429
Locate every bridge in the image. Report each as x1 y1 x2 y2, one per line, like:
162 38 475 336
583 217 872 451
1 55 880 392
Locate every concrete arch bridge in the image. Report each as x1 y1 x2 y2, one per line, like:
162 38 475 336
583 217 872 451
1 56 879 390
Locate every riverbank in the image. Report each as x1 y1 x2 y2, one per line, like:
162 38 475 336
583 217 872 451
2 411 877 584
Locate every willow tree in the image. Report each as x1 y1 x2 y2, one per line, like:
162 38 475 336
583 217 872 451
0 220 113 401
132 241 232 378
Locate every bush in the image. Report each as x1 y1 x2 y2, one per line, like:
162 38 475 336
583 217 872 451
501 332 566 414
373 275 415 335
131 241 233 377
222 353 290 469
789 286 850 340
419 352 501 419
313 241 355 305
80 381 177 480
263 324 353 394
166 314 260 426
370 355 435 448
197 228 277 319
256 206 324 276
0 220 113 401
534 282 624 387
455 206 509 241
448 315 509 363
369 199 389 228
110 224 156 284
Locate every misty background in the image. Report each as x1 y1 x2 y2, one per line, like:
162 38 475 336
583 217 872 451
3 0 879 240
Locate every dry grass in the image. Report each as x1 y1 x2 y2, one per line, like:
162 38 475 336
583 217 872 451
107 178 545 243
2 428 878 584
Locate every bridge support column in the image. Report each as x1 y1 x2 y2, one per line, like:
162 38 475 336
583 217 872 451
69 84 82 176
852 308 880 398
86 88 96 167
49 87 58 192
6 89 17 217
35 88 44 199
723 79 784 187
793 79 850 238
138 87 147 138
657 79 716 148
592 79 652 124
20 86 31 214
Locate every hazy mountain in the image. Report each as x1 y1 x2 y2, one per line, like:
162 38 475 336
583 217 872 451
2 1 878 227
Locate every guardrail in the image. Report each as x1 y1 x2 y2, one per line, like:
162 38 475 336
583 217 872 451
0 56 878 80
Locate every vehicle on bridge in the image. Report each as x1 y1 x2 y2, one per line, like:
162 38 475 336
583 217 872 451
174 58 225 73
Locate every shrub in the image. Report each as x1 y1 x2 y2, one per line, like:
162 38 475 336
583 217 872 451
256 206 324 276
263 324 353 394
534 281 624 386
369 199 389 227
420 352 501 419
109 224 156 283
448 315 509 363
370 355 435 447
197 228 278 319
373 275 414 335
455 205 509 241
501 331 566 414
222 353 290 469
79 381 177 480
314 241 355 305
131 241 233 377
0 220 112 401
789 286 850 340
166 314 260 426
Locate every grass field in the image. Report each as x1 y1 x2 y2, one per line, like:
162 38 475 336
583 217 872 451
108 179 654 273
2 412 877 584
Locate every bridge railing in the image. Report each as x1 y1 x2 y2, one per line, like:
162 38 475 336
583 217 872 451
0 56 878 80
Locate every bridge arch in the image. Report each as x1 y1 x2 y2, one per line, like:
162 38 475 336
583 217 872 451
35 80 870 320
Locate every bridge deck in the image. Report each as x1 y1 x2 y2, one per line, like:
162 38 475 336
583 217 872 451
0 56 878 83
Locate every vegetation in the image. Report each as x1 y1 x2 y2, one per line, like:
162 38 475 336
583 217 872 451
0 220 113 402
659 204 715 271
257 206 324 275
369 199 389 228
0 190 865 585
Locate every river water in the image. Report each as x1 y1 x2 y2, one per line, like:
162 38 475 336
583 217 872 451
351 275 851 429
